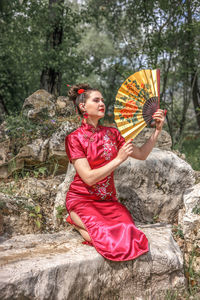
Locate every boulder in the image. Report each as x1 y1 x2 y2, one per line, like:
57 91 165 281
178 183 200 273
0 156 25 179
0 224 186 300
17 138 49 164
115 148 195 224
133 128 172 150
18 177 64 198
22 89 56 119
0 176 66 236
0 139 49 178
0 121 77 178
48 122 77 174
56 96 75 116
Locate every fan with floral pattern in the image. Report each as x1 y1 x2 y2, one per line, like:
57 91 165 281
114 69 160 141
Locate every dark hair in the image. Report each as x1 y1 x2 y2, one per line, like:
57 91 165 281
68 83 99 116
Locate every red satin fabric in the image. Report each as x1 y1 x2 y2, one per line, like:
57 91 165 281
65 120 148 261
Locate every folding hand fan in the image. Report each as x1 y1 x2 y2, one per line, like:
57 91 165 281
114 69 160 141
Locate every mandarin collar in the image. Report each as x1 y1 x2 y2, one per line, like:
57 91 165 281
81 119 101 133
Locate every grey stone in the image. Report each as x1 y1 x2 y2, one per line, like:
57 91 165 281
55 96 75 116
22 89 56 119
115 148 195 224
48 121 77 174
178 183 200 272
0 224 185 300
0 121 77 178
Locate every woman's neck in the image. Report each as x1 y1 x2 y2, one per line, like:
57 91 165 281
85 117 99 128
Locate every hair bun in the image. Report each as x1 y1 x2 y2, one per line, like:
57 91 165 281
68 83 91 102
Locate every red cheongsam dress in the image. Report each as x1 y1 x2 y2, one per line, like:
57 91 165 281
65 120 148 261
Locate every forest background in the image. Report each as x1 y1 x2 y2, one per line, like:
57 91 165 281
0 0 200 170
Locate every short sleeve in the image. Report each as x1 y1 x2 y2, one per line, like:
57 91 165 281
114 128 125 150
65 134 86 163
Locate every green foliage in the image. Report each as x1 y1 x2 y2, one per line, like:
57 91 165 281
185 247 200 296
181 136 200 171
0 0 83 113
164 290 178 300
28 205 43 229
192 204 200 215
56 205 67 219
153 215 159 223
33 167 48 178
173 225 184 239
0 182 15 195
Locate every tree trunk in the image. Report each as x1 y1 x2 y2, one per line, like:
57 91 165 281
40 0 64 96
186 0 200 130
0 94 9 115
191 71 200 129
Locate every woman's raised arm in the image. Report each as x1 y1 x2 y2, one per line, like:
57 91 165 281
129 109 165 160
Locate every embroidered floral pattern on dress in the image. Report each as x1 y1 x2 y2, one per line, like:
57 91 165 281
89 176 113 200
101 130 118 161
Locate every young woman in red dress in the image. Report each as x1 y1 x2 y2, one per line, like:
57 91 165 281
65 83 165 261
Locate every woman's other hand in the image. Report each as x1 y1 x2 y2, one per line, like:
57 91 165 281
117 140 134 163
152 109 165 131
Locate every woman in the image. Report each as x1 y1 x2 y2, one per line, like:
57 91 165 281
65 83 165 261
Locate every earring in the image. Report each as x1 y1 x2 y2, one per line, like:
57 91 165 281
83 112 88 119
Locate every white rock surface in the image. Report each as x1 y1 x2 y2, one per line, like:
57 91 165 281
53 163 75 226
48 121 76 174
115 148 195 223
0 121 77 178
178 183 200 272
56 96 75 116
22 89 56 119
179 183 200 242
0 224 185 300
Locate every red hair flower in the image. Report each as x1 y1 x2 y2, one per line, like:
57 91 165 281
78 88 85 94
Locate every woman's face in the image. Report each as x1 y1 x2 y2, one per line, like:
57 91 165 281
83 91 105 120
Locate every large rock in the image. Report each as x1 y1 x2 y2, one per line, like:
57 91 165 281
0 176 66 236
56 96 75 116
22 90 56 119
178 183 200 273
53 149 195 225
18 138 49 164
0 139 49 178
115 148 195 224
0 224 186 300
0 121 77 178
48 122 76 174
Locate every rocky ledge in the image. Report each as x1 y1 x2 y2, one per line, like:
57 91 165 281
0 224 185 300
